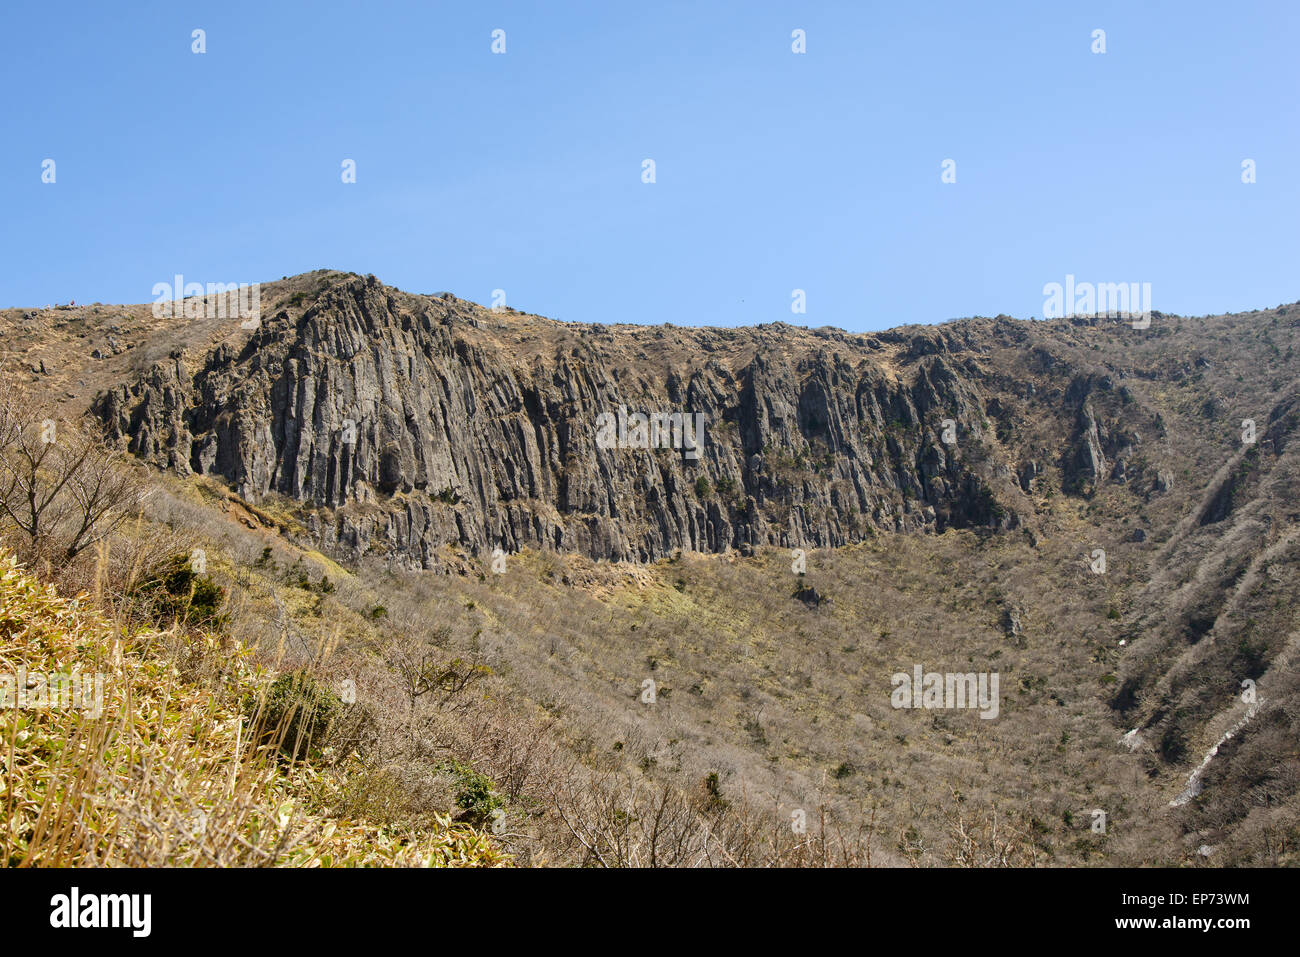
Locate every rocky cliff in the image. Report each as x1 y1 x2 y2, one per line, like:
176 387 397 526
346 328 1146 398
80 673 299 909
93 271 1159 567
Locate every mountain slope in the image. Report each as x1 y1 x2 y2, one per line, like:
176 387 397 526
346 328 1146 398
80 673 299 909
4 270 1298 865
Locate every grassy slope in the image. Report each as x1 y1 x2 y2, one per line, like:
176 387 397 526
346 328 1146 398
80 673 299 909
0 548 509 867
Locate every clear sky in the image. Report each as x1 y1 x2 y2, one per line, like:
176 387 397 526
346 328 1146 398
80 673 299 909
2 0 1297 331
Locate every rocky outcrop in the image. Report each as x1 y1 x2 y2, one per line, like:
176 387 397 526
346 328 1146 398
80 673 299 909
94 274 1107 567
1060 374 1141 496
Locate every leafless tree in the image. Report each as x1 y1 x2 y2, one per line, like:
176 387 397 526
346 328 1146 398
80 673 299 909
0 396 144 565
384 628 491 750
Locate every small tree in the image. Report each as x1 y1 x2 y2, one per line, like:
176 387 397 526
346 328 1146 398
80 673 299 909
0 396 144 565
384 629 491 751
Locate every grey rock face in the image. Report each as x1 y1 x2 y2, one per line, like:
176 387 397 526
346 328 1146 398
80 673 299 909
1002 607 1023 642
1018 459 1040 493
93 275 1079 567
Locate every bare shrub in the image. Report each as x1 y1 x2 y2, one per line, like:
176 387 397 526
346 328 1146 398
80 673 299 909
0 394 144 570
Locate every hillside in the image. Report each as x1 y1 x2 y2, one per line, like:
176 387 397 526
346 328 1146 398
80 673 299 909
0 546 509 867
2 270 1298 866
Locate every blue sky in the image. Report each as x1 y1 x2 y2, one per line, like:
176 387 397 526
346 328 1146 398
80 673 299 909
2 0 1297 331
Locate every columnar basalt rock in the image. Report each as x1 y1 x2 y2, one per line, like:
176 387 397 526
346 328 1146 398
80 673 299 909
94 274 1145 568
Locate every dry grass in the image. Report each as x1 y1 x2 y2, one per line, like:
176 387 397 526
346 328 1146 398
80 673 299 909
0 548 510 867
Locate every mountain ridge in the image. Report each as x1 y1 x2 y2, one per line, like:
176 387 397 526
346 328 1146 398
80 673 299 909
76 269 1229 568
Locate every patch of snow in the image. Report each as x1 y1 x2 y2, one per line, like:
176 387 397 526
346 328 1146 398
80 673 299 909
1170 702 1262 808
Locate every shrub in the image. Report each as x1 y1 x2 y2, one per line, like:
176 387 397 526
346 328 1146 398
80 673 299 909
699 772 729 813
439 760 503 824
247 670 345 760
131 554 228 629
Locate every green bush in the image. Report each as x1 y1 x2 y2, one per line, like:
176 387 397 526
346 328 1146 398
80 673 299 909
131 554 228 629
247 670 345 760
438 760 502 824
